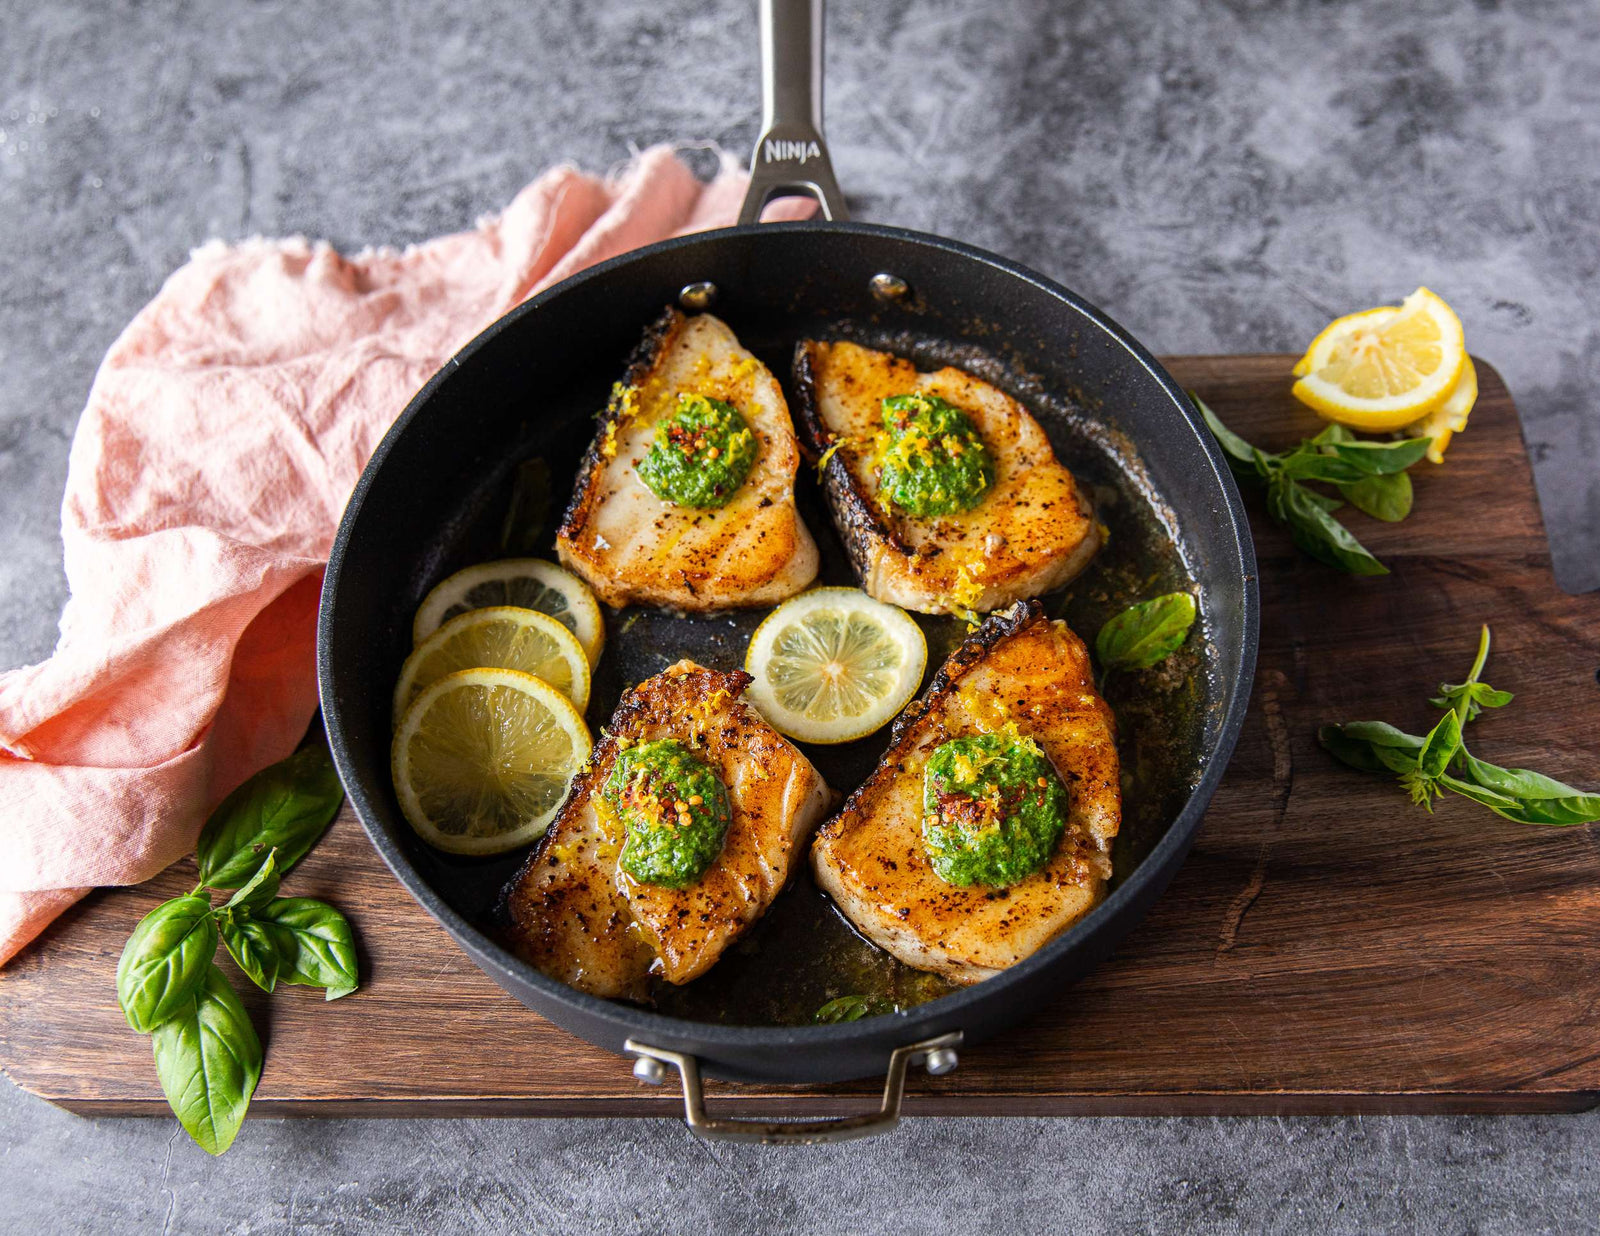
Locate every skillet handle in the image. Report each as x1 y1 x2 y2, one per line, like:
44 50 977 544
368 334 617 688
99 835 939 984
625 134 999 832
737 0 850 224
625 1031 961 1144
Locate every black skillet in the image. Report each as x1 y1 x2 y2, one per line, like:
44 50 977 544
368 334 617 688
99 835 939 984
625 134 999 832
317 0 1259 1142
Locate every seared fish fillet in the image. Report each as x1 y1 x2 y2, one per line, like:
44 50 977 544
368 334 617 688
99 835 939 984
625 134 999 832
557 310 819 611
502 661 830 999
793 340 1100 616
811 601 1119 984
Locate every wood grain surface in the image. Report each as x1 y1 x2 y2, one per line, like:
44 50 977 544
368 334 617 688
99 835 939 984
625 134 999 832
4 354 1597 1119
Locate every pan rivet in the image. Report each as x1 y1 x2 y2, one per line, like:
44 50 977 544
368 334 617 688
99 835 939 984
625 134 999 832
632 1056 668 1085
678 281 718 311
923 1047 959 1076
869 272 909 303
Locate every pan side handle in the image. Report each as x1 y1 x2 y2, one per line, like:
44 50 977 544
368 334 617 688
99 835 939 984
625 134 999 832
624 1031 961 1144
737 0 850 224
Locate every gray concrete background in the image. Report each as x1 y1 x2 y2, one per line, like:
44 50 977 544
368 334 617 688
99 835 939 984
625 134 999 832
1 0 1597 1231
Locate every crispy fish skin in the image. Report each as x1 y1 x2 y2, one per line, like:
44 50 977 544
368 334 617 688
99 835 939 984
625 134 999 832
811 601 1119 985
501 661 831 998
793 340 1100 616
557 310 819 612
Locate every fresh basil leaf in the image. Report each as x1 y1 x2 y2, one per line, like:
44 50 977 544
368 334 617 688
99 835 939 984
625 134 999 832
151 965 261 1155
814 995 895 1024
1459 752 1596 801
1396 711 1463 812
1373 745 1422 775
1339 471 1413 522
1472 684 1514 709
117 896 217 1033
217 916 283 993
1266 475 1290 523
221 849 279 915
1189 393 1256 467
1326 437 1431 475
1337 721 1425 750
1297 485 1345 515
1430 681 1513 721
196 743 344 889
498 457 552 555
1094 592 1198 672
1438 772 1521 811
1318 726 1394 774
1310 423 1356 446
1486 796 1600 827
1280 449 1370 486
1324 722 1424 774
1417 711 1463 779
1281 481 1389 575
255 898 359 999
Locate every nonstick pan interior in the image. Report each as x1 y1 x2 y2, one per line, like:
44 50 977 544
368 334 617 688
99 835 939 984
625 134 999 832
318 220 1258 1083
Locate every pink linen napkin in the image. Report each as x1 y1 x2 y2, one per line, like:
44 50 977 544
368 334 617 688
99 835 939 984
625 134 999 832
0 145 811 966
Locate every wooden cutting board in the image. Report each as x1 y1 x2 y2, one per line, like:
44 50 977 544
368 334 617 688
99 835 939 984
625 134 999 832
4 355 1597 1118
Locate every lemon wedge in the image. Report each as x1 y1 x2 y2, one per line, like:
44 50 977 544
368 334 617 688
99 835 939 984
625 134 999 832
391 667 591 855
413 559 604 667
392 606 591 725
744 588 927 745
1404 354 1478 464
1291 288 1466 431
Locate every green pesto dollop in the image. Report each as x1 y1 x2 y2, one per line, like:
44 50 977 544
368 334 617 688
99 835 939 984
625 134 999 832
876 393 994 518
922 730 1069 887
604 739 731 888
635 393 759 509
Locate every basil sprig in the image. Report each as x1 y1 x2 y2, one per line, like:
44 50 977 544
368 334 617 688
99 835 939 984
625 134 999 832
114 737 359 1154
1193 393 1429 575
1095 592 1198 674
1320 625 1600 825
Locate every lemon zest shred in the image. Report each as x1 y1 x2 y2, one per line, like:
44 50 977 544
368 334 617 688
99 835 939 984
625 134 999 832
600 382 641 459
815 437 848 478
950 556 986 612
689 687 733 734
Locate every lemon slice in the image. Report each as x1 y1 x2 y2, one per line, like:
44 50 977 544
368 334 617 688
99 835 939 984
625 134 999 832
744 588 927 745
413 559 604 667
392 606 591 725
1291 288 1466 430
1404 355 1478 464
391 668 591 855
